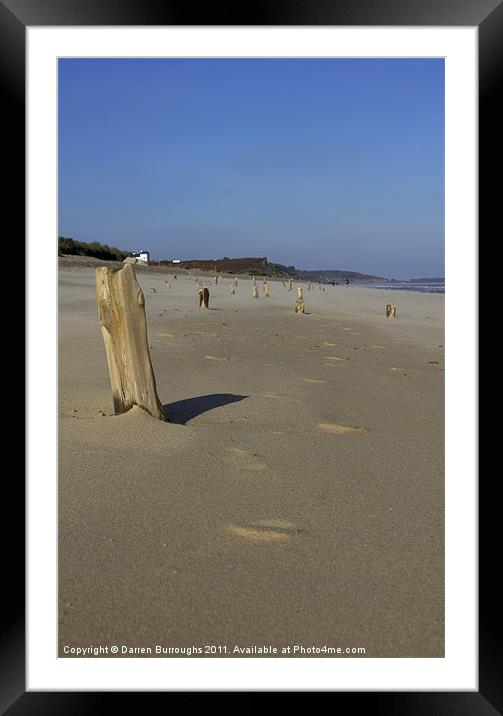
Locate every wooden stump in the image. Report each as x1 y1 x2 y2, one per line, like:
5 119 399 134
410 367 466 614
229 283 235 295
263 280 270 298
295 287 305 314
386 304 397 318
199 287 210 308
96 264 165 420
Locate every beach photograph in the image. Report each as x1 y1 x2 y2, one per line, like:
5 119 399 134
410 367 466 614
58 58 444 659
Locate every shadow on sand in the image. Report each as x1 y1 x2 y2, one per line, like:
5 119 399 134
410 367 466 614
163 393 248 425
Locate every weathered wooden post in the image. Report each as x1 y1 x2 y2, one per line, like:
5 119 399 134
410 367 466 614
252 277 258 299
295 287 305 314
199 287 210 308
96 264 165 420
263 279 270 298
229 282 235 295
288 278 293 291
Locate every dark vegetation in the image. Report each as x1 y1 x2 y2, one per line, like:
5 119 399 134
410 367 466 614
157 257 271 275
58 237 132 262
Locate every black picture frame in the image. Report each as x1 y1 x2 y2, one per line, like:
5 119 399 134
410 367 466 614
2 0 492 710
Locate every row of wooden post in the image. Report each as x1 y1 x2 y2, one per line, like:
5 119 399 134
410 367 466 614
96 265 398 422
95 266 306 422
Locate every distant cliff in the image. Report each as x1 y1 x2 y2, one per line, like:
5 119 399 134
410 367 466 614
58 241 398 283
158 257 270 275
293 268 394 284
408 277 444 283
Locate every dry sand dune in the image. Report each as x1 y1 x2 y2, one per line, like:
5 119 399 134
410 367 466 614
59 268 444 657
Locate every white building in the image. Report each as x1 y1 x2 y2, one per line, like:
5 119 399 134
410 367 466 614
132 250 150 264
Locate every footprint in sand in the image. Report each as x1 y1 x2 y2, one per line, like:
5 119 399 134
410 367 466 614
257 393 301 405
318 421 368 435
205 355 236 362
303 378 328 384
323 356 344 363
225 447 268 472
322 342 337 347
155 332 176 337
226 519 304 542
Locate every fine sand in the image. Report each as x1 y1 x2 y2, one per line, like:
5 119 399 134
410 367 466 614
59 267 444 657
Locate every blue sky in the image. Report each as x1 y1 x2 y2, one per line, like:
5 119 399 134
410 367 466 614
58 58 444 279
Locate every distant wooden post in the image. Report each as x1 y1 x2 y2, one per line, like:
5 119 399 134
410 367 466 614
263 280 270 298
199 287 210 308
295 287 305 314
229 282 235 295
96 264 165 420
288 278 293 291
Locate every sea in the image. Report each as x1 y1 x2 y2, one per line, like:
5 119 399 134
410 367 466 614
367 281 444 295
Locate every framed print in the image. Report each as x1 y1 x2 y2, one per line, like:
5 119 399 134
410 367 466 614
1 0 494 709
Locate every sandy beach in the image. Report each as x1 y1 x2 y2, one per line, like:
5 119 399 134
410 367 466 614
58 263 444 658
